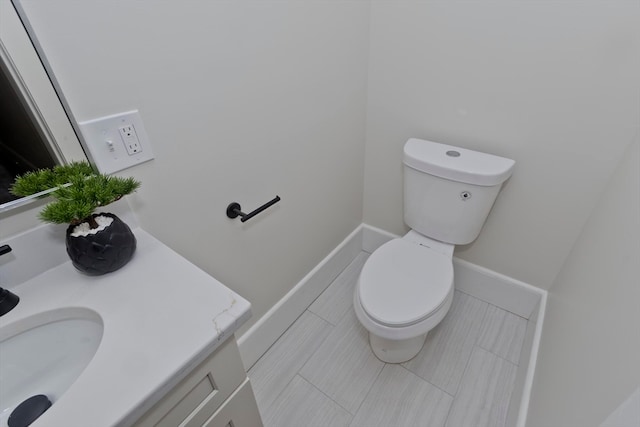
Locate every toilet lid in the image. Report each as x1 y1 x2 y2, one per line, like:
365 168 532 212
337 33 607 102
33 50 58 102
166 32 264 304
359 239 453 327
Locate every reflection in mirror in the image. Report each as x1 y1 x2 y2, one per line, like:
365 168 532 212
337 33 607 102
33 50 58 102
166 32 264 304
0 54 59 205
0 0 87 213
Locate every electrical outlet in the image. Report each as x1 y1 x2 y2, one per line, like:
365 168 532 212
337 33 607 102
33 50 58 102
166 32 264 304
119 124 142 155
79 110 154 174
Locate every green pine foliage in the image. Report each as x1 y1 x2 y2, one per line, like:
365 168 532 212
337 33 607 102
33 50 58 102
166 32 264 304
11 161 141 226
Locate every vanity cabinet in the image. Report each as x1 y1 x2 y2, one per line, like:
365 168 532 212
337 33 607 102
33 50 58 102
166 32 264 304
134 336 262 427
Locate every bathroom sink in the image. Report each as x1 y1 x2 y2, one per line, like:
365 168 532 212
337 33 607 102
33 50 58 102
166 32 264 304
0 309 103 426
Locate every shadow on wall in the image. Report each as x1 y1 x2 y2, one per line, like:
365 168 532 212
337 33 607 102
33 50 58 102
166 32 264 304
527 137 640 427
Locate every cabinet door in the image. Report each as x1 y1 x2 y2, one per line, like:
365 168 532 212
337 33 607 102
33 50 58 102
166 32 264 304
201 379 263 427
135 337 247 427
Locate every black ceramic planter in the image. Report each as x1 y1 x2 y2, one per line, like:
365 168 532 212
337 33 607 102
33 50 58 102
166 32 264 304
66 213 136 276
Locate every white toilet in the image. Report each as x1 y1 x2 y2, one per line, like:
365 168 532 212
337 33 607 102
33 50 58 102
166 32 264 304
354 138 515 363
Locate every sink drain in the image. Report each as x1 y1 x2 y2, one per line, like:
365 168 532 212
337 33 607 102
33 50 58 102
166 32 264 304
8 395 52 427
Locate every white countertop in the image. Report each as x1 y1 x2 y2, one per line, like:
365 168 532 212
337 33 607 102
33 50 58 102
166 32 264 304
0 228 252 427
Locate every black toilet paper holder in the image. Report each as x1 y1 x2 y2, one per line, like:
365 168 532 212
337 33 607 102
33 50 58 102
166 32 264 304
226 196 281 223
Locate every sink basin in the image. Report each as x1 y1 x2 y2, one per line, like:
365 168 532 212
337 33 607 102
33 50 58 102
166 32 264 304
0 308 103 426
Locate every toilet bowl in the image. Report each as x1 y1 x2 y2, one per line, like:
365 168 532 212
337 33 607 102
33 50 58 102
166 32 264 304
354 232 454 363
353 138 515 363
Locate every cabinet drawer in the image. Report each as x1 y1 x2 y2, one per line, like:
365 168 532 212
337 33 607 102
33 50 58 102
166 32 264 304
135 337 247 427
201 379 263 427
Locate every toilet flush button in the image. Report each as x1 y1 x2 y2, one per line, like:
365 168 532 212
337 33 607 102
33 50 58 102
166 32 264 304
446 150 461 157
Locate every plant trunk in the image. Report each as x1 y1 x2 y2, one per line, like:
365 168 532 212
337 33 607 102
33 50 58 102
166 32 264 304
87 215 100 229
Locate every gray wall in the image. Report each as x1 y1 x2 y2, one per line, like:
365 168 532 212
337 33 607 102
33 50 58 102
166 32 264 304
15 0 371 334
364 0 639 290
527 137 639 426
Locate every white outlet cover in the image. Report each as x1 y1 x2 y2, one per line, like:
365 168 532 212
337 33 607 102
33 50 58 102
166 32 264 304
79 110 154 174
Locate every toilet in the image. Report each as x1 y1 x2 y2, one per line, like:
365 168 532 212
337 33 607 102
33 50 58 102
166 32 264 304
354 138 515 363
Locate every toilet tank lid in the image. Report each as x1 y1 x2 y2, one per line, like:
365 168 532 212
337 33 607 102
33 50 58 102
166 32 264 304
403 138 515 186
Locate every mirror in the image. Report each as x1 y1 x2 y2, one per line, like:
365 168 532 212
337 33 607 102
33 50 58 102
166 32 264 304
0 0 87 213
0 46 59 206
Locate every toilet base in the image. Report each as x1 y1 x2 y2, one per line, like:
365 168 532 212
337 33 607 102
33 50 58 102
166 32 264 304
369 332 427 363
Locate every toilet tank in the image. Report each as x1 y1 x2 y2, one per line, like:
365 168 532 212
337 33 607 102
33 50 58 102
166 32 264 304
403 138 515 245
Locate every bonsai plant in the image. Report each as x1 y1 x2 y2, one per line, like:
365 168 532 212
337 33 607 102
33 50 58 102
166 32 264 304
11 161 141 276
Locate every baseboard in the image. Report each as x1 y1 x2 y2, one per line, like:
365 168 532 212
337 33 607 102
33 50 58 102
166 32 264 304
237 225 364 369
361 223 398 254
362 224 542 319
452 258 543 319
512 292 547 427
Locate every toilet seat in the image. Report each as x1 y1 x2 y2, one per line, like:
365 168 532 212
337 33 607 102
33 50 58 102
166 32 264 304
358 238 453 328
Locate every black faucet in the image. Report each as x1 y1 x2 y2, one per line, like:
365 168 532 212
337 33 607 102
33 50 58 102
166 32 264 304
0 244 19 316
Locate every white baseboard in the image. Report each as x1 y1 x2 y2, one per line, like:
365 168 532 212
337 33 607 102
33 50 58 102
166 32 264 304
238 223 546 427
361 223 398 254
362 224 543 319
237 225 363 369
452 258 543 319
513 292 547 427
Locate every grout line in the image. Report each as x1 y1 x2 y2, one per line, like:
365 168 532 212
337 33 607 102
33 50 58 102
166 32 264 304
397 364 455 399
252 311 336 425
258 372 299 425
452 315 486 399
247 308 315 371
442 343 480 425
476 343 520 367
475 303 527 366
474 298 492 348
452 354 474 399
295 374 355 421
443 388 457 427
297 310 336 370
454 287 531 319
348 362 388 418
476 342 520 367
308 251 367 326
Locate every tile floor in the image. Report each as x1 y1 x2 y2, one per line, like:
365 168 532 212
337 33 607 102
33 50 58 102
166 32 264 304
248 252 528 427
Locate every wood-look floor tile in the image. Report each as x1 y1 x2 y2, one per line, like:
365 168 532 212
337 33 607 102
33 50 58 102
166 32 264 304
477 304 527 364
309 252 368 325
403 291 489 395
350 364 453 427
300 308 385 414
250 258 525 427
264 375 352 427
445 347 517 427
249 311 333 413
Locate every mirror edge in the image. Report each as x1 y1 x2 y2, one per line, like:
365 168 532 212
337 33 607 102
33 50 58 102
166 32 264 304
0 0 89 213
